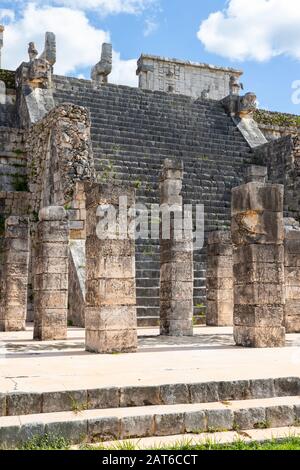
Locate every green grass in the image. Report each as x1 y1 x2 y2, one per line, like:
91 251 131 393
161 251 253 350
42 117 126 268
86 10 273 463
17 435 300 451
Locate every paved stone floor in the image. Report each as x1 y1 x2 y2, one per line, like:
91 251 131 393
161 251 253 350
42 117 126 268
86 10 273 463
0 325 300 394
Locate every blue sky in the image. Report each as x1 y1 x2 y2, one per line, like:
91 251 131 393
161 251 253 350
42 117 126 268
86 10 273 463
1 0 300 114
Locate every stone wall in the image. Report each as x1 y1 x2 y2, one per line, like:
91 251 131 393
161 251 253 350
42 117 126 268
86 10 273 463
137 54 242 100
253 136 300 221
0 127 27 192
25 103 95 216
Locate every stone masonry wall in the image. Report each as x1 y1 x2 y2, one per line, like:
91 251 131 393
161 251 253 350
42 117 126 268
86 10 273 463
254 136 300 221
26 103 95 217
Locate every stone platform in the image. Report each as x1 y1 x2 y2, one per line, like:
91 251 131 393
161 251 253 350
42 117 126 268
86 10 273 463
1 325 300 448
1 325 300 394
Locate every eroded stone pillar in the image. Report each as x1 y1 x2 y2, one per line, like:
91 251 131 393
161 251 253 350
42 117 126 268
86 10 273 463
206 231 233 326
0 216 30 331
85 183 137 353
231 182 285 347
284 221 300 333
160 159 194 336
33 206 69 341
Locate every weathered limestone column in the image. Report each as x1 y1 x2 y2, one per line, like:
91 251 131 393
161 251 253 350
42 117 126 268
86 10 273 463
206 231 233 326
160 159 194 336
231 180 285 347
33 206 69 341
85 183 137 353
0 216 30 331
284 220 300 333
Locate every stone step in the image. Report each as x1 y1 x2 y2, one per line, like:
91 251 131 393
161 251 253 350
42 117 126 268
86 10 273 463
1 395 300 448
2 377 299 417
83 426 300 450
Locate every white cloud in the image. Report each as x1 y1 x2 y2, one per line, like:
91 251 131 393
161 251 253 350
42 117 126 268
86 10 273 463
0 9 15 22
1 2 138 86
48 0 155 15
143 18 159 37
197 0 300 62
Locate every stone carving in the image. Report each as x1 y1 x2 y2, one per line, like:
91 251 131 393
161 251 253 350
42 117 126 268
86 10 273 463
33 206 69 341
206 231 233 327
15 32 56 126
239 92 257 118
229 75 243 96
85 182 137 353
0 216 30 331
91 43 112 84
159 159 194 336
231 181 285 348
28 42 38 62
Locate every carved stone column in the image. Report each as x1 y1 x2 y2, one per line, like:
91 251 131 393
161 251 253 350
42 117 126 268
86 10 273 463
231 182 285 347
0 216 30 331
33 206 69 341
85 183 137 353
206 231 233 326
284 223 300 333
160 159 194 336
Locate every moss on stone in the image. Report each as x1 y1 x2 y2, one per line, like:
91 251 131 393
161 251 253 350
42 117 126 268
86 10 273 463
0 69 16 90
254 109 300 128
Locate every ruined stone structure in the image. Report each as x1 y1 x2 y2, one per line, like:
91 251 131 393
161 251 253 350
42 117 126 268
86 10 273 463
231 180 285 347
33 206 69 341
206 231 233 327
85 183 137 353
284 219 300 333
0 29 300 346
159 159 193 336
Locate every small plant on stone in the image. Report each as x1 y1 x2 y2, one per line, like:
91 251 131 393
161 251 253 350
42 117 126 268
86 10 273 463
134 179 142 189
19 434 70 450
253 420 270 430
68 394 88 414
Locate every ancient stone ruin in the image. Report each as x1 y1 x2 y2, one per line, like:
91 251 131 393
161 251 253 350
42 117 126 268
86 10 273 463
0 29 299 353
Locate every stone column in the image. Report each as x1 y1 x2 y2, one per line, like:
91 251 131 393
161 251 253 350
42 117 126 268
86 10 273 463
231 181 285 347
0 216 30 331
85 183 137 353
33 206 69 341
284 222 300 333
206 231 233 326
160 159 194 336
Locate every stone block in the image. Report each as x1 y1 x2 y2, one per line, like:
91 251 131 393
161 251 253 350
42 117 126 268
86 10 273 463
85 328 137 354
233 261 284 285
218 380 250 401
160 319 193 336
88 417 120 441
234 326 285 348
235 245 284 264
42 390 87 413
249 379 275 399
233 408 266 430
206 301 233 326
45 420 87 445
231 211 284 245
189 382 219 403
120 386 161 407
7 393 42 416
234 305 284 327
231 183 284 214
274 377 300 397
185 411 206 433
160 384 190 405
87 388 119 410
234 283 284 305
85 306 137 331
154 412 185 436
85 279 136 306
0 394 6 416
206 409 234 432
120 415 154 439
266 405 295 427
